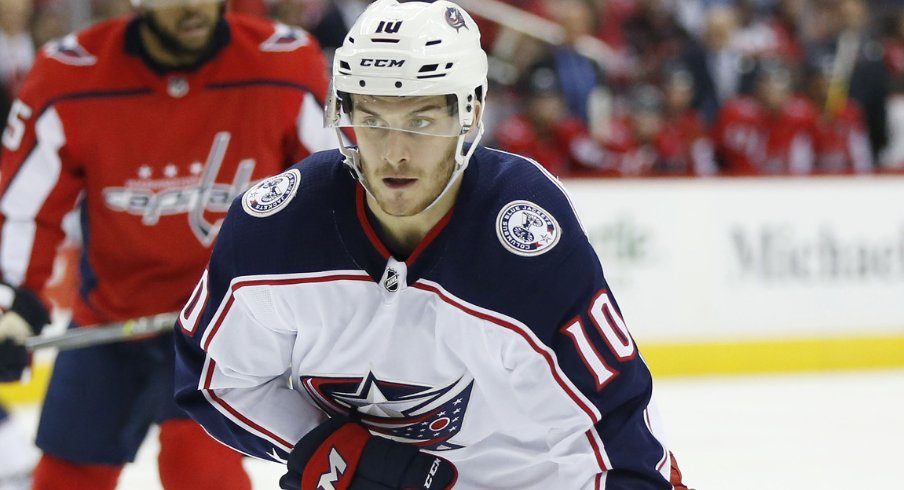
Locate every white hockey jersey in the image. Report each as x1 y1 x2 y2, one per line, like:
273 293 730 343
174 146 675 489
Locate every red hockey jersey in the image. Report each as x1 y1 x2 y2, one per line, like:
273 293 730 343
714 95 817 175
0 14 335 326
812 102 873 174
494 114 606 177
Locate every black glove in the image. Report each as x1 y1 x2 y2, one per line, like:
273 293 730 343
280 416 458 490
0 283 50 382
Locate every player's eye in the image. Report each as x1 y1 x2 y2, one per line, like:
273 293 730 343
361 117 387 128
408 117 432 130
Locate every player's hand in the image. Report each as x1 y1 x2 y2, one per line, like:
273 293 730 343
279 416 458 490
0 283 50 381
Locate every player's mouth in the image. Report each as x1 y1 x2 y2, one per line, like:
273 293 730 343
382 177 417 189
178 16 211 40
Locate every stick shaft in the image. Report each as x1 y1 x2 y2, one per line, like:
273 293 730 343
25 313 179 351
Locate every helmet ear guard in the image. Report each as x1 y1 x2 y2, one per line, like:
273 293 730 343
326 0 488 209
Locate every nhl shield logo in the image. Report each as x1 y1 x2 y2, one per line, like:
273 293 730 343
242 169 301 217
383 268 400 292
496 200 561 256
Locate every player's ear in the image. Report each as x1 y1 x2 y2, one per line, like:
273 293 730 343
465 101 482 137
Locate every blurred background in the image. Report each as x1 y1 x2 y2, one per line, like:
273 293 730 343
1 0 903 488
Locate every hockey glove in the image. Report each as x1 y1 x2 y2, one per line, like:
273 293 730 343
0 283 50 381
280 416 458 490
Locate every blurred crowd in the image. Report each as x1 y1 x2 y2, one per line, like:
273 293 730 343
482 0 904 177
5 0 904 177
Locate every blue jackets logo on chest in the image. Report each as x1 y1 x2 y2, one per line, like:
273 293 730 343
301 371 474 451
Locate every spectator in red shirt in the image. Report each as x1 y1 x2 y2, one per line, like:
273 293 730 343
600 85 667 176
803 53 873 174
656 64 718 176
601 81 714 177
494 65 607 176
0 0 34 100
714 59 817 175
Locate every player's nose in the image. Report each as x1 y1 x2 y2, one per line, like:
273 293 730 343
380 129 411 167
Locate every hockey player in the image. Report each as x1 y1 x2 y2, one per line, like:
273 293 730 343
803 53 873 174
0 0 336 488
713 59 817 175
174 1 690 488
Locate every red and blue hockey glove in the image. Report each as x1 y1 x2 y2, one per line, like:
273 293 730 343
0 283 50 381
280 416 458 490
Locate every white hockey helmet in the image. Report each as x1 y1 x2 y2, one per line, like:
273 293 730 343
326 0 489 205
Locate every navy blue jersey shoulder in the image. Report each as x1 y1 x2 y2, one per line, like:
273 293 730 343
425 146 606 342
459 146 581 230
217 149 353 279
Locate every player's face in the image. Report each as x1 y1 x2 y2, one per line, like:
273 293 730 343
351 95 461 217
664 78 693 114
757 77 791 110
141 0 222 56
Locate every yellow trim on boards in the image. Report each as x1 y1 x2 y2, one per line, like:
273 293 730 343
643 334 904 377
2 334 904 407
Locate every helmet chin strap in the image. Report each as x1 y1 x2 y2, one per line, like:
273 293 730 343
338 121 485 215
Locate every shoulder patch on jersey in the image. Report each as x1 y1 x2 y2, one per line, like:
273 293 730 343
496 200 561 256
242 169 301 217
260 23 310 52
44 34 97 66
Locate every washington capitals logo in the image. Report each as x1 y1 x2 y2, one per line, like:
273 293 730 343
260 23 310 52
301 372 474 451
45 34 97 66
444 7 468 32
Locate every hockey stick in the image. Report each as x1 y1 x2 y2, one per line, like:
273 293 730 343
24 312 179 352
825 29 859 117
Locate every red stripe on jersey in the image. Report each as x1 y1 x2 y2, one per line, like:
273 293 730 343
644 408 668 472
353 184 455 264
406 207 454 265
411 282 603 424
585 430 609 471
202 294 237 351
201 273 373 350
355 185 392 259
203 358 293 449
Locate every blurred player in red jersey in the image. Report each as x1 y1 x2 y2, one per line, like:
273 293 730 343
494 65 607 176
601 85 669 176
803 53 873 174
653 65 717 176
0 2 40 486
714 59 817 175
0 0 337 488
601 83 713 177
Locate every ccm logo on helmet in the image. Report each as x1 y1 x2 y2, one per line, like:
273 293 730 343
360 58 405 68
